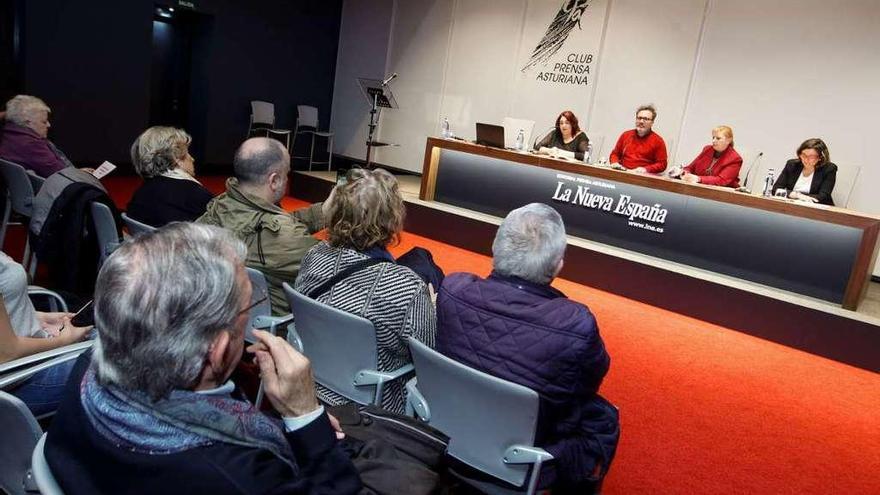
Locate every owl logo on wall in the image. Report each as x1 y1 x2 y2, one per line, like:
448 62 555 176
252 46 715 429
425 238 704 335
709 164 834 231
522 0 590 72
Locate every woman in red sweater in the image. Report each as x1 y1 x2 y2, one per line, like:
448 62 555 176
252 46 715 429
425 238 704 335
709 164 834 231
682 126 743 188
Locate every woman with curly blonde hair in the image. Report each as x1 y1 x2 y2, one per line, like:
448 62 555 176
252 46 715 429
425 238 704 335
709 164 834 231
294 168 436 413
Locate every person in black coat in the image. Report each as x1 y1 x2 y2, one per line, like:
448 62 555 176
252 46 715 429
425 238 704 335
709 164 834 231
46 223 361 495
127 126 214 226
772 138 837 206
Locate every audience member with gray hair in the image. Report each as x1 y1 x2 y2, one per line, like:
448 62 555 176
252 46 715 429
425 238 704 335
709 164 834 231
127 126 213 226
436 203 619 494
198 137 331 314
0 94 77 177
45 222 361 494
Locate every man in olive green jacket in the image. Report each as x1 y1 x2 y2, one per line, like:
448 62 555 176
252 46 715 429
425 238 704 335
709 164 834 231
198 137 327 314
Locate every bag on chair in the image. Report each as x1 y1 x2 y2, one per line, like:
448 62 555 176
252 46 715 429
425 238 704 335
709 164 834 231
329 403 449 495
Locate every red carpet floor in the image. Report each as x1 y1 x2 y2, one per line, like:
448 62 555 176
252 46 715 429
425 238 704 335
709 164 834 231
100 175 880 494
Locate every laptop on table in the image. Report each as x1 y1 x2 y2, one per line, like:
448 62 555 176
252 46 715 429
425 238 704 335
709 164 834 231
475 123 506 149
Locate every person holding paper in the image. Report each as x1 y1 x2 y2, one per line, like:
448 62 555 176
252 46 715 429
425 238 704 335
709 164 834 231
681 125 742 188
0 95 78 177
127 126 214 227
772 138 837 205
534 110 590 160
609 104 668 173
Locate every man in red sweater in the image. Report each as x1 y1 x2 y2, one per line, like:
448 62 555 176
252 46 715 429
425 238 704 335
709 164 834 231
609 105 667 174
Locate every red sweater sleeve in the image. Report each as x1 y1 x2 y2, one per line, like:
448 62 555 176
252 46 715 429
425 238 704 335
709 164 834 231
609 132 627 164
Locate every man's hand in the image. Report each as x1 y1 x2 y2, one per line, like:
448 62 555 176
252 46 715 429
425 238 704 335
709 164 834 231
328 413 345 440
248 329 320 418
633 167 647 174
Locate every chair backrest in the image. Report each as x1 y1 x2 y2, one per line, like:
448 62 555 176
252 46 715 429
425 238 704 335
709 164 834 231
408 339 542 488
831 164 861 208
0 158 37 217
121 212 157 236
32 434 63 495
297 105 319 129
0 391 43 495
245 267 272 342
25 171 46 196
251 101 275 126
282 283 380 405
89 202 120 265
502 117 536 149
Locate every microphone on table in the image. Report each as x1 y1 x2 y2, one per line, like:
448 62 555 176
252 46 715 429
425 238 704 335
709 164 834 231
735 151 763 194
381 72 398 86
532 126 556 151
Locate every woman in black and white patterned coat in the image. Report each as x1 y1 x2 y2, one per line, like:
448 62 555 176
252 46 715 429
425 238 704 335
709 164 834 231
294 168 436 413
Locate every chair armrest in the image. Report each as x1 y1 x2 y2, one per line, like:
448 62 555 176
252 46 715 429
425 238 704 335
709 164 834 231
503 445 553 465
27 286 69 312
503 445 554 495
0 341 93 389
405 377 431 421
353 363 414 386
355 364 415 407
252 314 294 336
314 131 334 137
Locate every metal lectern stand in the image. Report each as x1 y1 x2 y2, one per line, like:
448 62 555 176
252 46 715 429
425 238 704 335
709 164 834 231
358 75 398 167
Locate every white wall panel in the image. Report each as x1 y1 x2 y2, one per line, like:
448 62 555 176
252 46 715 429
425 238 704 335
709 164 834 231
373 0 455 170
588 0 707 164
508 0 610 145
438 0 526 141
329 0 395 162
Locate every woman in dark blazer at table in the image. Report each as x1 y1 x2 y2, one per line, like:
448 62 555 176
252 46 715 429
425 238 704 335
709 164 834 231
681 125 742 188
772 138 837 206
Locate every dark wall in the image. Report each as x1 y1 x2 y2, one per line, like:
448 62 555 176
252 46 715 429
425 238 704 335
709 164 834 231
0 0 25 105
20 0 342 169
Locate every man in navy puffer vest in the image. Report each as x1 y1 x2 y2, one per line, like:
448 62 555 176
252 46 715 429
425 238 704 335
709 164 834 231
436 203 619 494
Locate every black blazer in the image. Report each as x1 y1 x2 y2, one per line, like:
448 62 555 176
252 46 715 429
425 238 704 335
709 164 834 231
772 159 837 206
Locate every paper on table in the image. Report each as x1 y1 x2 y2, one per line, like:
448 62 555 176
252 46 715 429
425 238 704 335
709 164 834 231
92 161 117 179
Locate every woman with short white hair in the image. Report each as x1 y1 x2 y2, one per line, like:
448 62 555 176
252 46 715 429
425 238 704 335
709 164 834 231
126 126 213 226
0 95 75 177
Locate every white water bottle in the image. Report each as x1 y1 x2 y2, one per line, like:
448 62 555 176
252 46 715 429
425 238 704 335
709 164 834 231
515 129 524 150
585 142 593 164
762 168 776 197
441 117 450 138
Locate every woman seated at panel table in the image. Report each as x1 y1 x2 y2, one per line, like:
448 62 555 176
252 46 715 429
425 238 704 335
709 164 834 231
772 138 837 206
127 126 214 227
533 110 590 160
681 125 743 188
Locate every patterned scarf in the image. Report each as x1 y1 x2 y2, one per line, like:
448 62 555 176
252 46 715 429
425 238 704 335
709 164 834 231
80 368 296 470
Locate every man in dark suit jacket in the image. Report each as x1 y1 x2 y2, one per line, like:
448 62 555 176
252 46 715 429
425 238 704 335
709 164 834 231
46 223 360 494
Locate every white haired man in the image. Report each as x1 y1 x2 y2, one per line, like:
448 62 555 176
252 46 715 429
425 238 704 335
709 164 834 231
0 95 75 177
436 203 619 494
45 223 360 494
